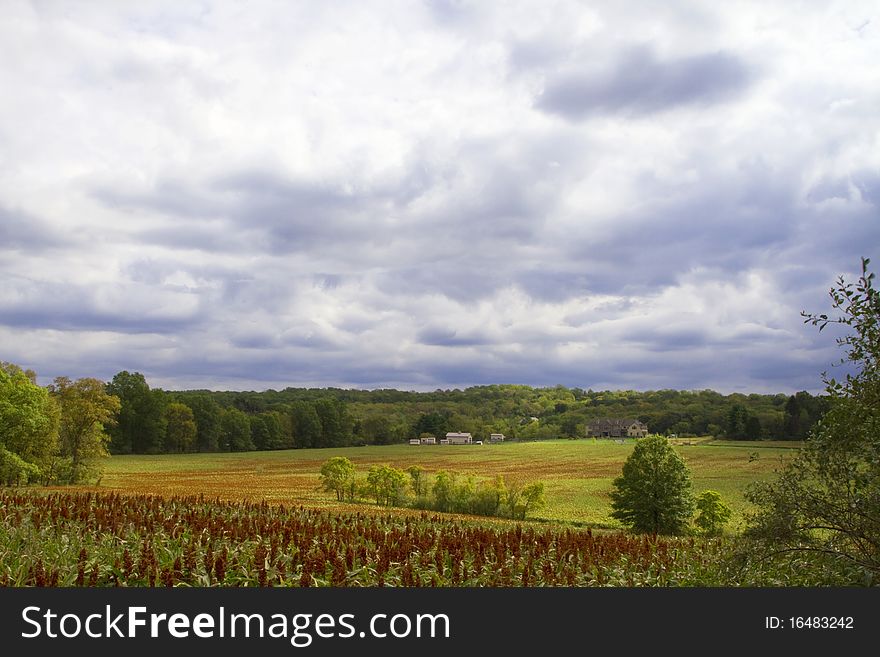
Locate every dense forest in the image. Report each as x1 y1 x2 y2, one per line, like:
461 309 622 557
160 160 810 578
101 372 825 455
1 362 827 478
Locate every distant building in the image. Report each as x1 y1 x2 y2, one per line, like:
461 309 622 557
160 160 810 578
445 432 473 445
489 433 505 442
420 436 436 445
586 418 649 438
409 439 421 445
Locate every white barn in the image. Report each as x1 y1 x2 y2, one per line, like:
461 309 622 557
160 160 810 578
445 432 473 445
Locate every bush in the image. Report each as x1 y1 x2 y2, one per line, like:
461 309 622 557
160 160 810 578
694 490 732 536
745 258 880 581
0 447 42 486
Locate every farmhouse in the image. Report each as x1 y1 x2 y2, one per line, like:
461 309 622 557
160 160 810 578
420 436 436 445
586 418 649 438
489 433 505 442
445 432 473 445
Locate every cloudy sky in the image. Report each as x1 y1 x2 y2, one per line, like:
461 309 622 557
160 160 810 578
1 1 878 394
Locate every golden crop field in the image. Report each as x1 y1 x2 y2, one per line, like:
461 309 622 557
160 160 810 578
80 439 799 529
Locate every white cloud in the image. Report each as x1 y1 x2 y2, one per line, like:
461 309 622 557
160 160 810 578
1 0 877 393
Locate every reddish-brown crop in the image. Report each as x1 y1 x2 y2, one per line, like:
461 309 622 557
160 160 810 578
0 491 726 587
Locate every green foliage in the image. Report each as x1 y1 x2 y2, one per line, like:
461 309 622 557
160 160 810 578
253 411 288 450
610 435 694 535
105 371 166 454
724 404 762 440
183 395 222 452
164 402 197 453
220 407 253 452
322 459 545 521
314 398 352 448
694 490 732 536
472 475 507 516
0 362 59 480
414 412 449 438
319 457 356 502
291 401 322 449
431 470 454 512
50 377 121 483
96 372 828 456
0 446 42 486
508 481 546 520
746 258 880 581
359 415 398 445
365 464 408 506
249 414 270 451
407 465 426 496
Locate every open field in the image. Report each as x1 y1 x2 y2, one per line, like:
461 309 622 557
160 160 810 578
85 439 800 529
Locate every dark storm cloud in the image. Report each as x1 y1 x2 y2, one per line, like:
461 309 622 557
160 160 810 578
536 47 753 119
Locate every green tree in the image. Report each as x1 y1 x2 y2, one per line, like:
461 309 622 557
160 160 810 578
521 482 546 519
183 394 222 452
694 490 732 536
258 411 287 450
314 398 352 447
0 363 59 484
414 412 448 438
249 414 270 450
782 394 803 440
319 456 356 502
291 401 322 449
407 465 426 497
744 414 762 441
507 480 546 519
724 404 748 439
361 415 393 445
164 402 197 453
106 371 166 454
746 258 880 579
220 407 253 452
0 447 42 486
472 475 507 516
431 470 454 512
365 464 408 506
450 474 477 514
50 377 121 482
610 434 694 534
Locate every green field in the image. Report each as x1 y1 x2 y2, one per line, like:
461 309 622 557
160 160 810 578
86 439 799 529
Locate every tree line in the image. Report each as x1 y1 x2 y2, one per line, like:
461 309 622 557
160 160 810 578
2 365 825 485
318 456 546 520
100 377 825 456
